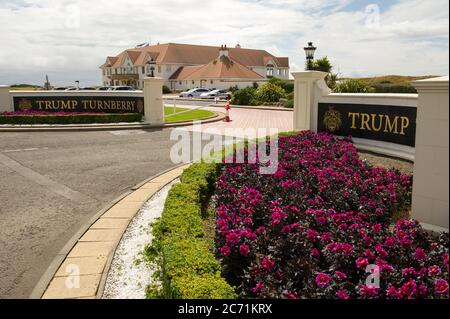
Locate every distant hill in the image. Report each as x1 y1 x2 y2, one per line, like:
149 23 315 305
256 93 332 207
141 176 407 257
11 84 44 91
342 75 439 94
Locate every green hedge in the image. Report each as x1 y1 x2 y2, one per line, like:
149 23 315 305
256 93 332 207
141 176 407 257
0 113 143 125
148 162 236 299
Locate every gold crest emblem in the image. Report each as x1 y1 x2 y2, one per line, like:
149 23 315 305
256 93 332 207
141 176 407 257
137 99 144 114
323 107 342 132
18 98 33 112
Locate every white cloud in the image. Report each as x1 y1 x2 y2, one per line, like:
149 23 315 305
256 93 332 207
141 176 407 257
0 0 448 85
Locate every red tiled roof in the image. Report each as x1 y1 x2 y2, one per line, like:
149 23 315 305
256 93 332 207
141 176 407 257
101 43 289 69
172 55 264 80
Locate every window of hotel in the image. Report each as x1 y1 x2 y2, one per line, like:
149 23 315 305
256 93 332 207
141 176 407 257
142 67 145 74
267 68 274 77
278 69 282 76
210 80 214 85
192 81 195 85
158 66 162 73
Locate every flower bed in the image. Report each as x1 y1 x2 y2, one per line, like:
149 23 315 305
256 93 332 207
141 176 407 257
214 131 448 299
0 111 142 124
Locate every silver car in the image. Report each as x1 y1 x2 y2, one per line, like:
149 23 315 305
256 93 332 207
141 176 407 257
179 88 210 98
200 89 232 100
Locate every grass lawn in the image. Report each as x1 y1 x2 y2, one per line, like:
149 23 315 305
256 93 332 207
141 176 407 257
164 106 215 123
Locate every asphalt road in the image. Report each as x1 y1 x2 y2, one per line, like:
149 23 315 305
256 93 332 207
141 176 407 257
0 128 181 298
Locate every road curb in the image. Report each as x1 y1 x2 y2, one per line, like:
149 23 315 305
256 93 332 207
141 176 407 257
30 163 191 299
0 112 224 132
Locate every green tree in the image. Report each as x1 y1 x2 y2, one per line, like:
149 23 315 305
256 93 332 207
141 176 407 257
255 82 286 103
310 56 338 89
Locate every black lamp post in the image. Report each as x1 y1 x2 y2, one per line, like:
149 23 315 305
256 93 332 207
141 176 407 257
146 58 156 77
304 42 317 71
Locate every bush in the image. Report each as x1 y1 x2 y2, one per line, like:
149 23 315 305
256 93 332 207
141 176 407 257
269 78 294 94
163 85 172 94
372 85 417 94
148 162 236 299
334 79 376 93
231 87 257 106
255 82 286 103
0 113 143 125
213 132 448 299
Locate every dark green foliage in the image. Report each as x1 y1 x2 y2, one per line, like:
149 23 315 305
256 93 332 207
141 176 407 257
0 113 143 125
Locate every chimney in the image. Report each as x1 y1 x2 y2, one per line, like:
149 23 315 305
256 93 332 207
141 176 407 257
219 44 229 58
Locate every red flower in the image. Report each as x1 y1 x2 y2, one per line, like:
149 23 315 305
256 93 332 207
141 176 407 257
220 246 231 257
356 257 369 270
239 244 250 256
315 273 332 288
337 289 350 299
435 279 449 296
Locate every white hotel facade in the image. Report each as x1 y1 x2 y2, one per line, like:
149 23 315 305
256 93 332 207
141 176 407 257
100 43 290 91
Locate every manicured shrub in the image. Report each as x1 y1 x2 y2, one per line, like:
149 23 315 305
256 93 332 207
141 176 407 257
214 131 448 299
163 85 172 94
269 78 294 94
231 87 257 106
0 112 142 124
255 82 286 103
148 162 236 299
333 79 376 93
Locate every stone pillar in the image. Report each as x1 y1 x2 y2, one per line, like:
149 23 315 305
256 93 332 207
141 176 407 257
412 76 449 232
291 71 330 131
0 85 12 113
143 77 165 124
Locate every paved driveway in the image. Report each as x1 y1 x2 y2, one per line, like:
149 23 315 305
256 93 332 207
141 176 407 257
0 107 293 298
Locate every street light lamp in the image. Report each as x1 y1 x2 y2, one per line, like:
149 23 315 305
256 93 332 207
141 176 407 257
304 42 317 71
75 80 80 90
146 58 156 77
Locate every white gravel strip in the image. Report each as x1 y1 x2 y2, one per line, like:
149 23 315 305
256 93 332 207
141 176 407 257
102 180 179 299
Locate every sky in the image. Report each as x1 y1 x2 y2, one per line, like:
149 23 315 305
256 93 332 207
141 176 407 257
0 0 448 86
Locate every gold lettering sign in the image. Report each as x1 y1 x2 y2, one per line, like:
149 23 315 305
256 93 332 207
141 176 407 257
318 103 416 147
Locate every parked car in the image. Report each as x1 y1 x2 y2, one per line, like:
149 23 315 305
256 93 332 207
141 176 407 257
200 89 232 100
108 86 136 91
64 87 78 91
179 88 210 98
97 86 112 91
80 87 97 91
51 87 67 91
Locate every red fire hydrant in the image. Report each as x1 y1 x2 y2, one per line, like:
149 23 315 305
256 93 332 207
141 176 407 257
224 98 232 122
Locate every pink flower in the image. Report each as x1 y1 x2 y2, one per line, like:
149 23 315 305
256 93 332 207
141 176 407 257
261 257 275 271
435 279 449 296
402 267 416 278
360 285 379 298
315 273 332 288
239 244 250 256
225 233 239 245
252 282 264 294
282 290 299 299
414 247 427 261
386 286 402 299
428 265 441 276
335 271 348 280
306 229 319 241
337 289 350 299
356 257 369 270
311 248 320 258
220 246 231 257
